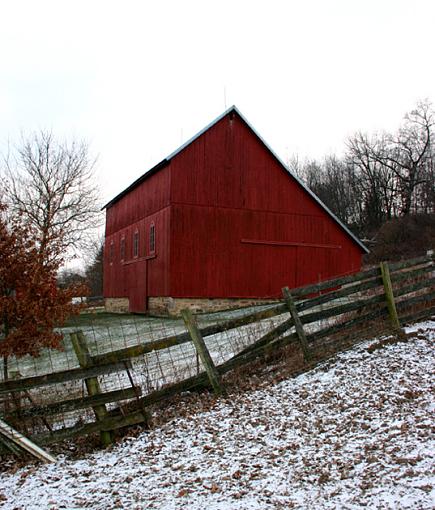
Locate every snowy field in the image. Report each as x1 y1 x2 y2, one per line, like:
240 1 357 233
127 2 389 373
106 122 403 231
0 320 434 509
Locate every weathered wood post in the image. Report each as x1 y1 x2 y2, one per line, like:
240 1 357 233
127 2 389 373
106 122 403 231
70 331 113 446
282 287 312 361
379 261 402 333
181 309 224 395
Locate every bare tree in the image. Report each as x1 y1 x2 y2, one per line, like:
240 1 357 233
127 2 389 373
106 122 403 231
287 153 304 179
296 156 361 231
1 131 102 261
84 236 104 297
346 132 398 230
392 101 434 215
359 101 434 216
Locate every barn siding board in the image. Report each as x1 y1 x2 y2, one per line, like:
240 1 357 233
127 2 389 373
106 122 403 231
104 107 366 311
105 165 171 236
169 204 359 299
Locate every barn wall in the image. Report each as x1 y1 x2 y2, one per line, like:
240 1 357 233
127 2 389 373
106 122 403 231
170 114 344 218
104 164 172 310
103 206 170 309
105 165 171 236
168 113 363 298
170 113 242 208
169 204 361 298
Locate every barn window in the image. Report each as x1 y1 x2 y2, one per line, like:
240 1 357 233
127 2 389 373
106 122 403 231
149 223 155 254
120 237 126 261
109 241 114 264
133 230 139 258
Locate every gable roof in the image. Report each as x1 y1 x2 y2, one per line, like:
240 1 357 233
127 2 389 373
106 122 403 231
104 106 368 253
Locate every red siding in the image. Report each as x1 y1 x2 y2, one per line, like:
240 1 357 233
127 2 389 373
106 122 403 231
169 205 361 298
103 206 170 311
170 115 334 217
105 165 171 236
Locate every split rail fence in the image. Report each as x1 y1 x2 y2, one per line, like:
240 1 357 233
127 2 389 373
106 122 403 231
0 252 434 453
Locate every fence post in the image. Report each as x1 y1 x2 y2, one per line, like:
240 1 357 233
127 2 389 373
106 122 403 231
379 262 402 333
181 309 224 395
282 287 312 361
70 331 113 446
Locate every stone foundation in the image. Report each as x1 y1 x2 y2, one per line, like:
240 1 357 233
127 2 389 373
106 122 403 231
105 296 278 316
105 297 130 313
148 297 278 317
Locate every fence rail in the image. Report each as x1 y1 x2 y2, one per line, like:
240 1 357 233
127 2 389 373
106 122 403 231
0 252 434 453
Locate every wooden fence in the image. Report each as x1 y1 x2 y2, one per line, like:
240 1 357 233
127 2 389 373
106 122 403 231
0 252 434 453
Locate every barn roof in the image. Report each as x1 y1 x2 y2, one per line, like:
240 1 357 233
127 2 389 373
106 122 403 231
104 106 368 253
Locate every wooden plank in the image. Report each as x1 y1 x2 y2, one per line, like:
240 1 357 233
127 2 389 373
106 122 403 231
194 304 287 337
231 315 295 360
307 306 387 343
4 387 141 420
137 372 210 408
241 238 342 249
299 293 386 326
396 290 435 310
218 299 415 379
226 305 384 368
282 287 311 360
0 418 55 463
227 316 300 365
389 253 433 272
91 336 187 365
181 309 224 395
221 331 299 372
34 409 149 446
289 266 381 299
134 326 301 411
394 277 435 299
0 361 129 395
303 287 432 346
380 262 402 332
391 263 435 284
399 305 435 324
71 331 113 446
296 276 382 313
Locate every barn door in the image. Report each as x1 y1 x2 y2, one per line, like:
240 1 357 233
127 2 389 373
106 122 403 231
128 260 147 313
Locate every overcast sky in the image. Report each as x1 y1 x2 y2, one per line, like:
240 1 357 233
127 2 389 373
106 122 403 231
1 0 435 205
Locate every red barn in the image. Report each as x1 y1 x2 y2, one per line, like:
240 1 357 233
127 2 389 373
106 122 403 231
103 106 367 315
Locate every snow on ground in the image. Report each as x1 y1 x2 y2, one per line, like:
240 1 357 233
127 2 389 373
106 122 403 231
1 320 434 509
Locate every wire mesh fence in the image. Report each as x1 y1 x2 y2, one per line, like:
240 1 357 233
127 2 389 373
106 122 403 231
0 306 290 442
0 252 433 451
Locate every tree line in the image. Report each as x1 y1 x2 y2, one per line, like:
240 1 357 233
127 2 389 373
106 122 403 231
290 100 435 238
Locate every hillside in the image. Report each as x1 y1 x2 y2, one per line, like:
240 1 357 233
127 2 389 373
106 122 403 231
0 320 434 509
